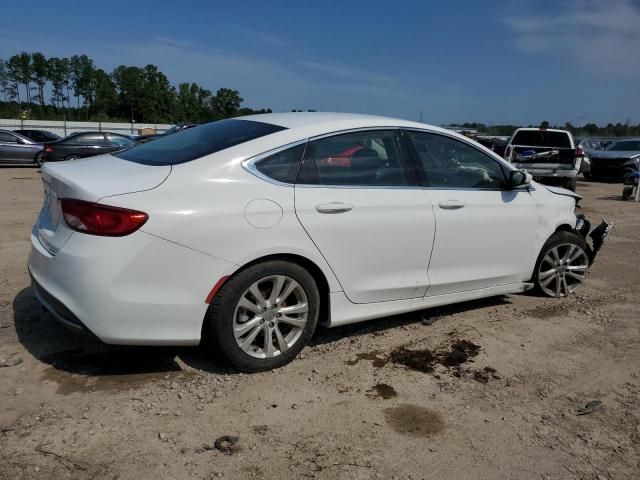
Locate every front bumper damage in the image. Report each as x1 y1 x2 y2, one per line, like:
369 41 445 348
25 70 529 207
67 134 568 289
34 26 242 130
575 214 613 264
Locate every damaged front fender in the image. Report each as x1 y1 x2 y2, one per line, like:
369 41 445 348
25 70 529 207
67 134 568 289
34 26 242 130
575 214 613 264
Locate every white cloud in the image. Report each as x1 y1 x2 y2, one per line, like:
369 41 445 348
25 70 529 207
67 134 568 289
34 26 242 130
504 0 640 75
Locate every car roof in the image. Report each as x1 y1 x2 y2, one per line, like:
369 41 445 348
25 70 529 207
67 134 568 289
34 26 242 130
513 127 571 134
238 112 451 137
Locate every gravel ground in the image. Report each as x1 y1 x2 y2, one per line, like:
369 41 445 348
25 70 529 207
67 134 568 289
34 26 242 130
1 167 639 480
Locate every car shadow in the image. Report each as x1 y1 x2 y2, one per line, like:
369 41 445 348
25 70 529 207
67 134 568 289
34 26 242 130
13 286 512 380
596 195 626 201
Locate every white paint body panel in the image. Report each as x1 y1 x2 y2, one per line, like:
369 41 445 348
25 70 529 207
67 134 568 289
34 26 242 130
27 113 579 345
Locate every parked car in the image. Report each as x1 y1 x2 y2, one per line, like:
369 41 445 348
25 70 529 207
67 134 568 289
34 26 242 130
135 124 199 143
504 128 584 191
0 129 45 166
586 138 640 181
28 113 610 372
14 129 61 143
42 132 137 162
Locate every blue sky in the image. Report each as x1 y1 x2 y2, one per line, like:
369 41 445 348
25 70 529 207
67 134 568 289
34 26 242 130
1 0 639 125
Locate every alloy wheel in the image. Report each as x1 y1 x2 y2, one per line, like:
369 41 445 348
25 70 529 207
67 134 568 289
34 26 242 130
538 243 589 298
233 275 309 359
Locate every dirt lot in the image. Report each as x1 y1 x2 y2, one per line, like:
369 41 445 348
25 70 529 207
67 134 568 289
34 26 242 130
0 167 639 480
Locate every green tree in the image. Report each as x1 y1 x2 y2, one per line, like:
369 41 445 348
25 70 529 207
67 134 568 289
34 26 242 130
47 57 69 110
0 60 12 102
539 120 550 129
211 88 243 118
90 68 118 118
69 54 94 115
112 65 145 121
8 52 33 105
31 52 48 108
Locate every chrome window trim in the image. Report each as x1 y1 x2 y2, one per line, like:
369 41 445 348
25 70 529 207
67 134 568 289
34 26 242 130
242 126 532 192
242 139 308 187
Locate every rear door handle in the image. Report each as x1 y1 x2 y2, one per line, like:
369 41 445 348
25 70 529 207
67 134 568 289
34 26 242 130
316 202 353 214
438 200 466 210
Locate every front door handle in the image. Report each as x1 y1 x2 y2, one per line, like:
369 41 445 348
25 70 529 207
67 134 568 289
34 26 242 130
316 202 353 214
438 200 466 210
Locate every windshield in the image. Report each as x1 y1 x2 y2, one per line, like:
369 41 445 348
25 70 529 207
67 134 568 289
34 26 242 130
163 125 181 135
606 140 640 151
511 130 572 148
114 119 286 166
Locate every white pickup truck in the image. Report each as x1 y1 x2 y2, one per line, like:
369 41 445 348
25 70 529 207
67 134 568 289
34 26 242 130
504 128 585 191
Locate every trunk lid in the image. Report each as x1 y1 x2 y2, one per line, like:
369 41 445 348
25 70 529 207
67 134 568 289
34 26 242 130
36 154 170 254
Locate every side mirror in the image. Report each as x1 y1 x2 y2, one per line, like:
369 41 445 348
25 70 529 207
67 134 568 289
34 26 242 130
507 170 531 188
17 138 27 145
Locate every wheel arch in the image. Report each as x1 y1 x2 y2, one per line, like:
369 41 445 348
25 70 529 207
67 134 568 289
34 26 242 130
204 253 333 338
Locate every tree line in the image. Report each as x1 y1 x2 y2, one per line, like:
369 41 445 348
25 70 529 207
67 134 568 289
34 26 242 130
0 52 271 123
449 120 640 138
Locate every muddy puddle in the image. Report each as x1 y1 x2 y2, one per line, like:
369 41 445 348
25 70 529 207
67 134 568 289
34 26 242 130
39 348 189 395
384 404 444 437
345 351 387 368
388 339 497 383
368 383 398 399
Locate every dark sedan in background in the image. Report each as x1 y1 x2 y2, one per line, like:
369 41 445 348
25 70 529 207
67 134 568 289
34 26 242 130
13 129 61 143
587 139 640 181
42 132 137 162
0 129 45 166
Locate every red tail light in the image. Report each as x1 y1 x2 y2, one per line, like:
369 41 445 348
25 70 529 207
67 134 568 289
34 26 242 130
505 146 512 159
61 199 148 236
576 146 584 157
44 144 54 153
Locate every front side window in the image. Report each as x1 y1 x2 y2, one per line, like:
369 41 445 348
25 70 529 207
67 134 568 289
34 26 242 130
254 143 306 184
0 132 17 143
115 119 286 166
297 130 407 186
107 134 135 147
406 131 507 189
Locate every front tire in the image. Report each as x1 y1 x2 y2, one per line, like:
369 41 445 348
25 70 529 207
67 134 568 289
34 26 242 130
206 261 320 372
34 152 44 168
534 231 590 298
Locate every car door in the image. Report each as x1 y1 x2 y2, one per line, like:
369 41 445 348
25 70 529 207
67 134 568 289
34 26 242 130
403 129 538 296
294 129 435 304
74 133 111 158
0 132 32 163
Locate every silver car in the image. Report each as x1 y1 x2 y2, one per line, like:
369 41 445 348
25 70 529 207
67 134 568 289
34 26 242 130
0 129 45 167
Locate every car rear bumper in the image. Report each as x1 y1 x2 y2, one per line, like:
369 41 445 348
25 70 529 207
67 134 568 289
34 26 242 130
28 228 237 345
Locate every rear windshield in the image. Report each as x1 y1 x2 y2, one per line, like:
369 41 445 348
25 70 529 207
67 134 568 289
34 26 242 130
115 119 286 165
511 130 572 148
606 140 640 151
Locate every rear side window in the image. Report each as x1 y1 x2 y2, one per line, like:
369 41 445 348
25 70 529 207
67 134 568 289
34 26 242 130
67 133 106 145
0 132 17 143
511 131 572 148
115 119 286 166
297 130 407 186
254 143 306 184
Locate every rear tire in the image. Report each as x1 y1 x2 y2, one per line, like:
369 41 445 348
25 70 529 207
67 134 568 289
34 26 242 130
533 231 590 298
206 261 320 372
34 152 44 168
622 186 633 201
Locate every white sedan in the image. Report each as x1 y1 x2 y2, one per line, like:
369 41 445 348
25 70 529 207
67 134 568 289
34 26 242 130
28 113 610 371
